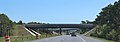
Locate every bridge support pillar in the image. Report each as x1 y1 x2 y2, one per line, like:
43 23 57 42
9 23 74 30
59 28 62 35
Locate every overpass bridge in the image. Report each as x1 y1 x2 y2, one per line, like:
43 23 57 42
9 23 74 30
25 24 95 28
25 24 95 34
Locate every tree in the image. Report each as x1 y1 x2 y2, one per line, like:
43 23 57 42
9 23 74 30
81 21 86 24
17 20 23 24
0 13 14 37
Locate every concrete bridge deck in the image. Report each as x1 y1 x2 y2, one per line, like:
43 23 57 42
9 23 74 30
25 24 95 28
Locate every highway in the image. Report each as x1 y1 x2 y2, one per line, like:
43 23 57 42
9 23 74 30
29 35 103 42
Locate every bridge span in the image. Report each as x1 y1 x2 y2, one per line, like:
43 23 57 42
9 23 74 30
25 24 95 28
25 24 95 35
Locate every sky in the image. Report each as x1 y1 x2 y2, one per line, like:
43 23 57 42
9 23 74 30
0 0 118 24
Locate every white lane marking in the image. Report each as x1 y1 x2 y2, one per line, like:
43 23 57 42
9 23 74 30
78 36 87 42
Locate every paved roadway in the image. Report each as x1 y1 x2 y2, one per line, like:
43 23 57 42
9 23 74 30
29 35 103 42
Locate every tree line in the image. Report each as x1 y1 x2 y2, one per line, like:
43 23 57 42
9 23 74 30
83 0 120 42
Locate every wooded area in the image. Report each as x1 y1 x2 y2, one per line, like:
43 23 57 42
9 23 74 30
87 0 120 42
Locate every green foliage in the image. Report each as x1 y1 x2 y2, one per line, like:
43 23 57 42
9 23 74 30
81 21 86 24
79 28 91 34
89 0 120 42
27 22 49 24
81 20 94 24
80 20 94 34
0 13 14 37
17 20 23 24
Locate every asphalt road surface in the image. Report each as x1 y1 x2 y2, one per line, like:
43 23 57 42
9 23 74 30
29 35 103 42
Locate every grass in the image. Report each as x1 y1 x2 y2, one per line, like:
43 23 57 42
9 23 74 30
0 25 59 42
87 36 113 42
0 35 35 42
0 34 59 42
97 38 113 42
104 40 113 42
0 37 5 42
12 25 32 36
